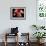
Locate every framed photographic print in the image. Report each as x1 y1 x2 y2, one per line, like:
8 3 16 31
10 7 26 20
36 0 46 26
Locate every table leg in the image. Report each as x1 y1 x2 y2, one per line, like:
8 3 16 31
4 34 7 46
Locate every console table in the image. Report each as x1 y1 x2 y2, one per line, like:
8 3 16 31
4 33 30 46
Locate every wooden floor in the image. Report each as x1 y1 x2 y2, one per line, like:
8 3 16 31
0 42 46 46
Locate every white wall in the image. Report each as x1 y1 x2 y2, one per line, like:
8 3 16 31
0 0 36 42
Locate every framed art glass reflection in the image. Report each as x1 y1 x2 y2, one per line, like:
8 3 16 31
37 0 46 18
